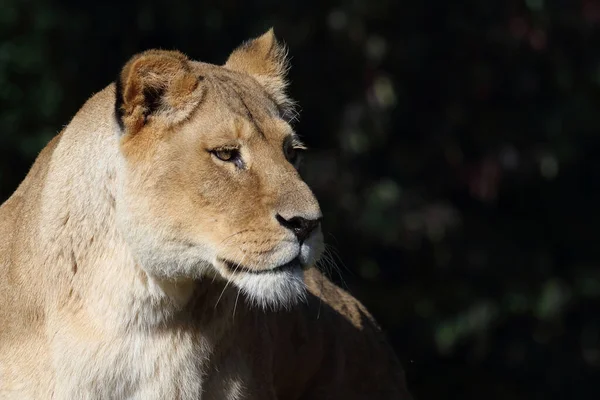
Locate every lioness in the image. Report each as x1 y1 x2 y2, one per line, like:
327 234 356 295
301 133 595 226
0 30 412 399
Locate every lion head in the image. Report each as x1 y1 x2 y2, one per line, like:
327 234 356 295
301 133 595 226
112 30 323 309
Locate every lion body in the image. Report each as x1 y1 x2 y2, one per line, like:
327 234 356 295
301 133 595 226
0 31 411 400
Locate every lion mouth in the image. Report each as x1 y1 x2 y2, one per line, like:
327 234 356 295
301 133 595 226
221 257 302 275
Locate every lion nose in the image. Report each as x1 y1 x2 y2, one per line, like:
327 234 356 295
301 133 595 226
276 214 321 243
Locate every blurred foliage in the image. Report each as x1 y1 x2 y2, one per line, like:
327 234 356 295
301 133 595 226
2 0 600 398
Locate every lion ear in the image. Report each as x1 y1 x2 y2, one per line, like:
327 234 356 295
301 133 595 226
225 29 293 116
115 49 204 135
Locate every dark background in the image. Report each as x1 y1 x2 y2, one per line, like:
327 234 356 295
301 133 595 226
2 0 600 398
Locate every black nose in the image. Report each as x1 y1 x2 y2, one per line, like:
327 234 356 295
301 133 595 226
276 214 321 243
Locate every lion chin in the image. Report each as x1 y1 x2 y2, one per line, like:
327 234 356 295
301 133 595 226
234 263 307 310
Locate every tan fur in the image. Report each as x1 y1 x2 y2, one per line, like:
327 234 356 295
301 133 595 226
0 30 412 399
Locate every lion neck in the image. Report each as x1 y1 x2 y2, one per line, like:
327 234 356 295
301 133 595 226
32 85 226 332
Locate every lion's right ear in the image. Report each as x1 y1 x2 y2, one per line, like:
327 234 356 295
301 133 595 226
115 49 204 135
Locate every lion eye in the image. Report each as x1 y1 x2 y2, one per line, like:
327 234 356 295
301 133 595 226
285 146 298 164
284 141 305 168
212 148 239 162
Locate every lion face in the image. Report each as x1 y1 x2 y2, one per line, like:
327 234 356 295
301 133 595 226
113 31 323 308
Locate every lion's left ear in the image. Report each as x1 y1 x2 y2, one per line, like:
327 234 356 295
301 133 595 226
225 29 293 116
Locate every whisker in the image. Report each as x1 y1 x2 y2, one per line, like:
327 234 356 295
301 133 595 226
230 252 247 319
319 244 350 291
317 272 325 319
214 252 247 310
232 288 241 319
214 275 232 310
218 230 253 247
325 243 353 276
